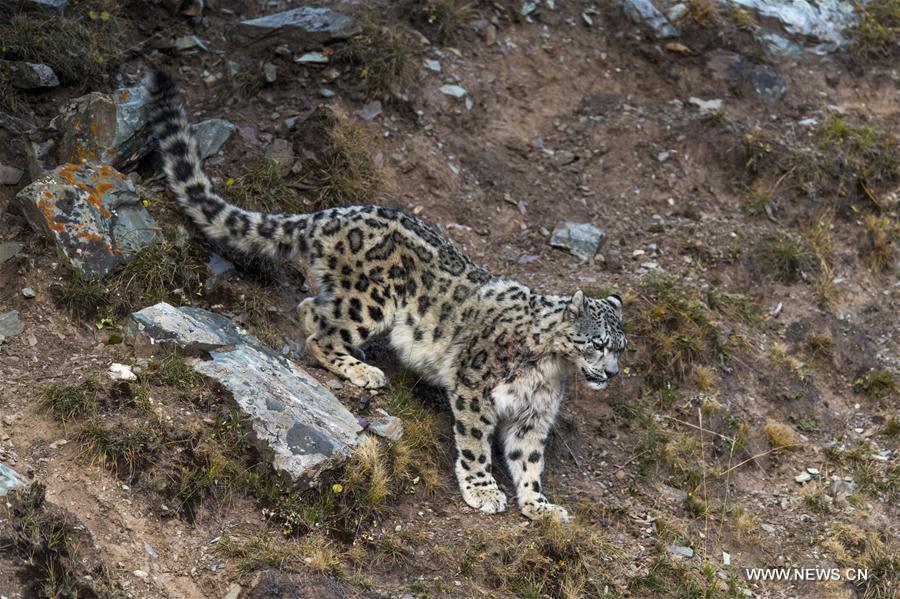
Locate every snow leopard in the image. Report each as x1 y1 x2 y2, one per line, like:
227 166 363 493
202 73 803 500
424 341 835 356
145 71 626 522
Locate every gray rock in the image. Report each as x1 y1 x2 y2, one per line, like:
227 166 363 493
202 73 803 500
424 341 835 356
318 88 335 98
750 64 787 104
0 163 24 185
25 137 56 179
553 150 577 165
21 287 35 298
718 0 857 54
56 85 152 171
191 119 236 161
0 0 66 14
440 84 467 98
0 60 59 89
14 162 161 280
761 523 776 533
205 253 235 291
232 7 360 50
367 409 403 442
549 222 607 261
296 52 329 64
667 544 694 558
794 471 812 483
0 311 25 344
358 100 382 121
174 35 207 52
127 303 363 489
0 241 24 265
688 97 723 113
263 62 278 83
265 138 294 171
667 2 688 21
622 0 679 38
424 59 442 72
0 463 22 497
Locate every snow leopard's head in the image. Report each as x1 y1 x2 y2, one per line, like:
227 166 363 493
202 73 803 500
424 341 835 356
562 290 627 390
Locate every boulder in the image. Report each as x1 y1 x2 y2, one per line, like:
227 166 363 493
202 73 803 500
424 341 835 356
56 85 152 171
14 162 161 280
549 222 607 261
127 303 363 489
0 162 24 185
231 7 360 50
0 0 66 15
0 60 59 90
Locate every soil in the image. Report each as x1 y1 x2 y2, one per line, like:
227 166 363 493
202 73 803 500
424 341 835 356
1 1 897 598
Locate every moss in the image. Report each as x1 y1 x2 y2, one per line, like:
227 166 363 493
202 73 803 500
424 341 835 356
339 21 417 98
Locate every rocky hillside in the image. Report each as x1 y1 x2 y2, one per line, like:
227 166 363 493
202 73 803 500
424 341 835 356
1 1 898 598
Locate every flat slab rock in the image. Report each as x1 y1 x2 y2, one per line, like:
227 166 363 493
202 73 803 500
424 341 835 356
126 303 363 489
549 221 607 261
56 85 152 171
0 311 25 344
231 6 360 49
14 162 161 280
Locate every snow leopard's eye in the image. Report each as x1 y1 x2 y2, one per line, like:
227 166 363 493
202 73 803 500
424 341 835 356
591 338 606 351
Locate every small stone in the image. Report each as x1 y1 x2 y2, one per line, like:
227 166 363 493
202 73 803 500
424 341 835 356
263 62 278 83
327 378 344 390
318 88 335 98
0 463 22 497
794 471 812 484
0 163 25 185
548 222 607 261
806 467 820 475
191 119 236 161
0 242 24 265
521 2 538 16
368 409 403 442
108 363 137 381
667 3 688 21
622 0 680 38
223 583 242 599
424 59 441 72
657 151 671 162
21 287 35 298
723 551 731 566
205 253 235 291
688 97 723 113
553 150 577 165
174 35 207 52
295 52 329 64
440 84 467 98
0 311 25 344
761 523 776 533
358 101 383 121
0 60 59 89
667 545 694 558
133 570 148 578
173 224 190 248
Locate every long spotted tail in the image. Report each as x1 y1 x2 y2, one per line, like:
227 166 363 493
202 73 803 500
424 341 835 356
144 70 308 258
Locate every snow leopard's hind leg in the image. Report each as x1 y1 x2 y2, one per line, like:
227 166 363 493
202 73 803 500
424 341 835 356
298 296 388 389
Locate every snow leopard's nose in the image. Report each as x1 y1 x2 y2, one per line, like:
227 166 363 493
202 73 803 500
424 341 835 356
605 364 619 378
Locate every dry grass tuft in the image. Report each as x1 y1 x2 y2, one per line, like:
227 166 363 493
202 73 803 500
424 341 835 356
824 525 898 599
853 369 898 399
848 0 900 60
763 419 801 450
226 155 305 213
0 1 122 84
76 417 161 480
41 378 103 422
629 277 730 388
339 21 417 98
754 233 818 283
863 214 898 272
407 0 473 44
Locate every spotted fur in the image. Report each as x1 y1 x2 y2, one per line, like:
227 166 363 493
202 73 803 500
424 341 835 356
145 71 627 522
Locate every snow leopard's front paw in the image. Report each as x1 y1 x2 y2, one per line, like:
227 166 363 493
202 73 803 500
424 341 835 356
521 497 570 523
461 484 508 514
344 363 388 389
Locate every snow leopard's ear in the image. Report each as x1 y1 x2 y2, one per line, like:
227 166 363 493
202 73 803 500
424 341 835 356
566 290 585 319
606 294 623 315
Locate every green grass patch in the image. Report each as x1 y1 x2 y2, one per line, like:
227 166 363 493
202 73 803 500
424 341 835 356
853 369 897 399
848 0 900 60
339 21 417 98
754 233 818 283
41 378 103 422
